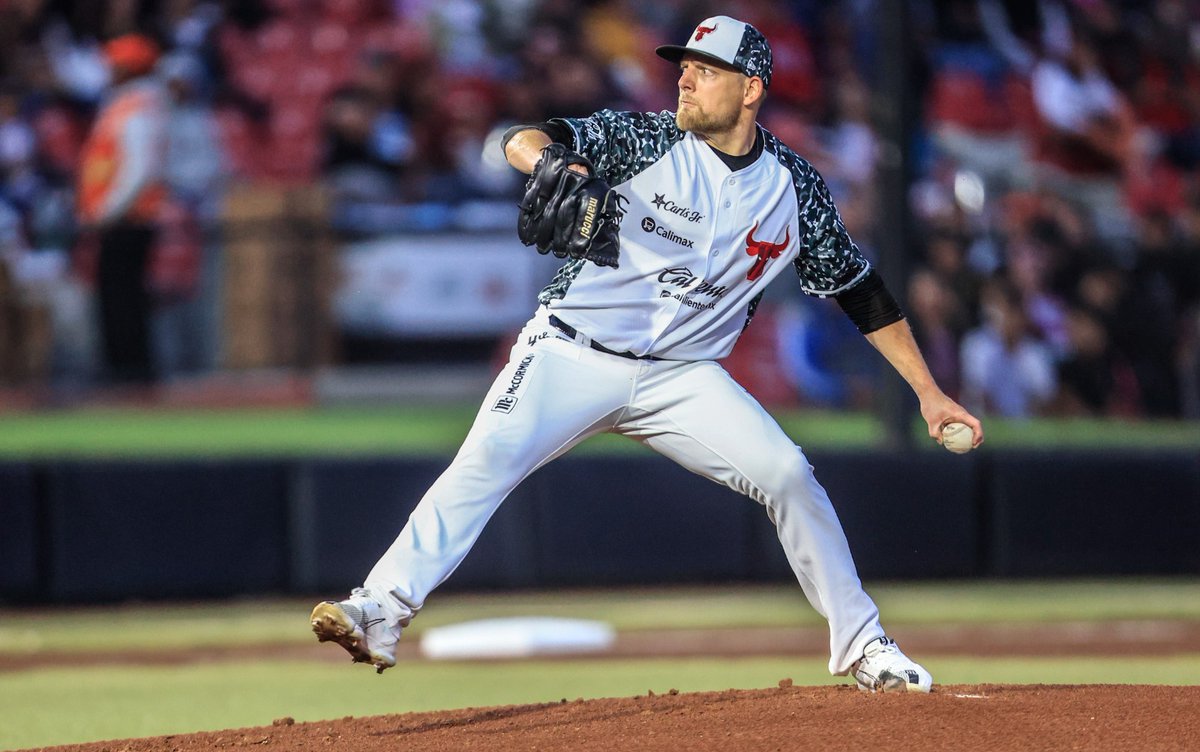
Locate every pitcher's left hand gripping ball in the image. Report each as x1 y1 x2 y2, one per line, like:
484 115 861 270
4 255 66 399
517 143 626 268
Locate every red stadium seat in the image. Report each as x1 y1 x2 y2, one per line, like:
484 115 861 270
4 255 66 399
261 104 323 181
291 63 338 105
33 105 85 174
926 70 1016 134
235 63 280 100
1126 158 1187 217
320 0 382 26
255 18 307 62
720 311 800 408
1004 76 1039 136
215 107 267 177
362 20 433 62
217 25 256 68
312 20 351 58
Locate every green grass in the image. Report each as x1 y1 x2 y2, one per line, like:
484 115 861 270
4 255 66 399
922 655 1197 686
8 658 811 749
3 580 1199 656
936 415 1200 449
0 406 1196 458
870 579 1200 623
0 406 481 459
3 655 1199 750
3 580 1200 749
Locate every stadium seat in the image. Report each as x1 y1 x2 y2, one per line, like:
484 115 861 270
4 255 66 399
255 18 306 62
320 0 379 26
926 70 1016 134
235 63 280 100
32 105 85 174
720 310 800 408
215 107 261 177
311 20 351 59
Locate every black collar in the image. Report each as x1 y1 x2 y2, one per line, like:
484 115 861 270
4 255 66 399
707 127 763 172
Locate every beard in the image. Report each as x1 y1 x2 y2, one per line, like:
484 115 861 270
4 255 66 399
675 100 739 135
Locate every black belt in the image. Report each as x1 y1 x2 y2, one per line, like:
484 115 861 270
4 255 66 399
548 315 660 360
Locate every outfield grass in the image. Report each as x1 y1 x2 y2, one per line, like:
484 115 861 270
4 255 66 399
0 406 1197 458
3 580 1200 749
4 580 1200 655
3 655 1199 750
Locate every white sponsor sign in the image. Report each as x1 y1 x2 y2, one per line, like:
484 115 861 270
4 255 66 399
336 234 551 336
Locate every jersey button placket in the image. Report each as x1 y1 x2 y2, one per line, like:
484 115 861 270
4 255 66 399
714 177 739 264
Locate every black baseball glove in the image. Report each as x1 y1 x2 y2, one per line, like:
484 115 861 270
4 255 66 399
517 143 626 268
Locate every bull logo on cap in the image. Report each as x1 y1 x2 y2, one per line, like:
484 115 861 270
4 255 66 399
694 23 718 41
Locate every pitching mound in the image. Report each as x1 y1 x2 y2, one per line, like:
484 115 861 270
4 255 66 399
34 684 1196 752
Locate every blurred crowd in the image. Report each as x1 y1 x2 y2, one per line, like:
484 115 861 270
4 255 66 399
770 0 1200 420
0 0 1198 417
904 0 1200 419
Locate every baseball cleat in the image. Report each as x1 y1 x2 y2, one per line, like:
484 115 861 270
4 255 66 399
850 636 933 693
310 588 400 674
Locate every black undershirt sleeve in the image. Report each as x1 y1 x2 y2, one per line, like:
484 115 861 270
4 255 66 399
500 121 575 156
833 269 906 335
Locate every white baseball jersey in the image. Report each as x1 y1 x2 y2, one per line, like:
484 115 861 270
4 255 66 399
360 108 889 679
541 109 871 361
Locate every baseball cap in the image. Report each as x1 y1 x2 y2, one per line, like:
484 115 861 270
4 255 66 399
104 34 160 76
655 16 773 89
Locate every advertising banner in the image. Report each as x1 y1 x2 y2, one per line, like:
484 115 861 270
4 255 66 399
336 234 552 336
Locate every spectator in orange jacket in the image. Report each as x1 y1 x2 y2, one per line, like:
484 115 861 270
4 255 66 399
77 33 167 385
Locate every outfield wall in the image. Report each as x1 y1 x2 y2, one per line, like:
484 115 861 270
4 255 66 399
2 451 1198 602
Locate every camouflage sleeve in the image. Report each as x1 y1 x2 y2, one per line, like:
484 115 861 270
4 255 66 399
550 110 684 186
761 130 870 297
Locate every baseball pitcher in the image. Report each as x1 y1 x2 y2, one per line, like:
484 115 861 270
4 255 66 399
312 15 984 692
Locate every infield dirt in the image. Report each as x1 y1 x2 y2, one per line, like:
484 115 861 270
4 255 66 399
9 620 1198 751
27 684 1198 752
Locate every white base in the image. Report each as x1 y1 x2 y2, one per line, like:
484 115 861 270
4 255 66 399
419 617 616 660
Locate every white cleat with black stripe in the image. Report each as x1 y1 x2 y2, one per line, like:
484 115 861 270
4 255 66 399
850 636 933 693
310 588 401 674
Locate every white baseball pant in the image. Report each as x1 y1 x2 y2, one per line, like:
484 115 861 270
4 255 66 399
365 307 885 674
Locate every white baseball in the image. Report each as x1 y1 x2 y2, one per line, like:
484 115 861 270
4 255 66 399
940 422 974 454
